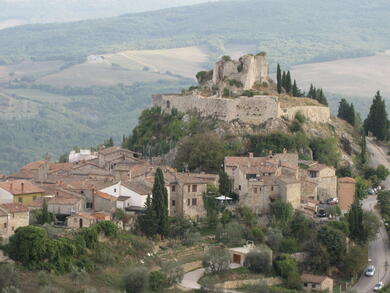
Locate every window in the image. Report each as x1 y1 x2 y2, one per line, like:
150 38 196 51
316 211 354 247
114 188 117 192
171 185 176 192
239 185 241 191
271 186 274 191
304 283 308 287
309 171 318 178
18 197 23 203
172 200 176 206
311 284 316 289
187 199 190 206
33 196 37 200
3 223 6 228
192 198 197 206
86 202 93 209
192 185 197 192
254 188 257 194
187 185 191 192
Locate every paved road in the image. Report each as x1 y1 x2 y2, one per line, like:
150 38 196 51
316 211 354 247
353 138 390 293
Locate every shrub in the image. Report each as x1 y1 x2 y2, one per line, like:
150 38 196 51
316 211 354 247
243 250 271 273
294 112 306 123
274 254 298 279
149 271 167 291
215 221 243 247
93 245 117 265
222 55 231 62
161 261 184 286
96 221 118 237
223 88 230 97
289 120 302 132
279 238 300 253
0 264 18 291
123 267 149 293
242 90 255 97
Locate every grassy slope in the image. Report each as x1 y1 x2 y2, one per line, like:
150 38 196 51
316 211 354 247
1 0 390 66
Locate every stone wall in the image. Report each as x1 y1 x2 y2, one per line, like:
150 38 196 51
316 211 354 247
283 106 330 123
153 94 281 125
214 277 282 289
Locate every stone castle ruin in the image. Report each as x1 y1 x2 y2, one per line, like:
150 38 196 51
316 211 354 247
153 53 330 125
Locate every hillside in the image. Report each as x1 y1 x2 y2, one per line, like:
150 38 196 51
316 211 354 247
1 0 390 66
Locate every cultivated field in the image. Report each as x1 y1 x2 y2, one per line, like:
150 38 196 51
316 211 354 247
291 51 390 98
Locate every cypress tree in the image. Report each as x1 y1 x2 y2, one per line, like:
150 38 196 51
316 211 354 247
151 168 169 237
364 91 388 140
285 71 292 94
219 170 231 196
347 200 367 244
138 195 158 236
282 71 286 92
338 99 348 120
277 64 282 94
292 80 300 97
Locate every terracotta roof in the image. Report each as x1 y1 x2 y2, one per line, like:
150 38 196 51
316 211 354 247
301 274 330 284
0 203 29 213
95 191 116 201
21 160 45 170
338 177 356 184
0 180 44 195
7 170 36 180
99 146 137 155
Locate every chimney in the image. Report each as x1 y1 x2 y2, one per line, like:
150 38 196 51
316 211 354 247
21 182 24 193
248 152 254 158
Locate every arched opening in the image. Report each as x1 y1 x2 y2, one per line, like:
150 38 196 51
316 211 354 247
79 218 83 228
166 100 171 108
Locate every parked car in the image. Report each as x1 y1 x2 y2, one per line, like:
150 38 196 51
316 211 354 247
365 265 375 277
374 281 383 291
318 209 327 218
327 198 339 205
368 188 375 195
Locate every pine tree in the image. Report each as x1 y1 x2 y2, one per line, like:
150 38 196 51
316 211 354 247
285 71 292 94
277 64 282 94
151 168 169 237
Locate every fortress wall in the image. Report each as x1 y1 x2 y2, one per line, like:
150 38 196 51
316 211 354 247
283 106 330 123
152 94 238 121
236 96 280 124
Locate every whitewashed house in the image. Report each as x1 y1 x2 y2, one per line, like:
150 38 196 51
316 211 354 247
69 149 98 163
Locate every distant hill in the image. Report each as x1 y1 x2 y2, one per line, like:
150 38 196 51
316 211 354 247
1 0 390 66
0 0 220 25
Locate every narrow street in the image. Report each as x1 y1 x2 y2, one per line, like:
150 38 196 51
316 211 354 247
353 138 390 293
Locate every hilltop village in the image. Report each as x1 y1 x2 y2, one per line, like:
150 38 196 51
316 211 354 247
0 54 380 293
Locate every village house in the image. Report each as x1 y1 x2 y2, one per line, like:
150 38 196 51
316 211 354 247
337 177 356 213
0 203 29 239
224 152 337 214
301 274 334 293
67 212 111 229
69 149 98 163
0 180 45 204
97 146 142 171
229 242 272 266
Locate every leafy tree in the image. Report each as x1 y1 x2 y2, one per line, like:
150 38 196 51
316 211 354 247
244 249 272 273
288 212 312 243
317 225 346 266
355 177 370 200
364 91 388 141
215 221 243 247
161 261 184 286
279 238 300 253
310 137 340 167
305 240 330 273
336 165 352 177
376 164 390 181
202 246 230 274
362 211 380 242
274 254 298 279
174 133 227 173
342 245 367 279
123 267 148 293
277 64 282 94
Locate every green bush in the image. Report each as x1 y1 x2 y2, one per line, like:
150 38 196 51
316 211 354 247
223 88 230 97
274 254 298 279
243 250 271 273
123 267 149 293
289 120 302 133
294 112 306 123
279 238 300 253
149 271 167 292
96 221 118 237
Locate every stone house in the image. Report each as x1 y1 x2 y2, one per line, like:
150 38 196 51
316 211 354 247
93 190 117 213
67 212 111 229
97 146 141 171
165 172 218 221
301 274 333 293
337 177 356 213
0 203 29 239
302 163 337 201
0 180 45 204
